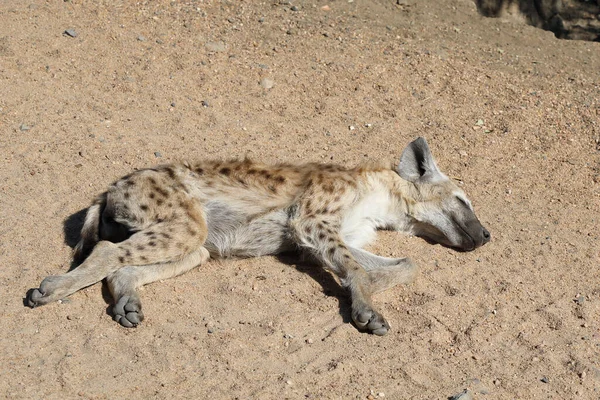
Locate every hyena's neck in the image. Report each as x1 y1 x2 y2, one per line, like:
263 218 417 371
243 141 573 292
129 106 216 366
363 169 418 233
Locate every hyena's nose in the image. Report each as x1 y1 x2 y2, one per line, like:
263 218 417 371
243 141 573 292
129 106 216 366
481 227 491 244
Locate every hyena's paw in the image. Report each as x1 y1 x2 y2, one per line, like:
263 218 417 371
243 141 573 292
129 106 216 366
113 295 144 328
26 288 47 308
26 275 70 308
352 306 390 336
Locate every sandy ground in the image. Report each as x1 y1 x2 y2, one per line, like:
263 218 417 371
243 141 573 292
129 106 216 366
1 0 599 398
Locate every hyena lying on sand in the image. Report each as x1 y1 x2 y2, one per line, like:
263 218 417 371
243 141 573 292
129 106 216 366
27 137 490 335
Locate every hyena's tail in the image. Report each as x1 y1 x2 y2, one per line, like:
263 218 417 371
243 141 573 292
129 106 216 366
73 193 106 264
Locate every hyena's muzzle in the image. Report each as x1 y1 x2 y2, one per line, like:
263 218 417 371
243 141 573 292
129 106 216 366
455 214 491 251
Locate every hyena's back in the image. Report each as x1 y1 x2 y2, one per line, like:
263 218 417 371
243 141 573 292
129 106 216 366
77 159 367 262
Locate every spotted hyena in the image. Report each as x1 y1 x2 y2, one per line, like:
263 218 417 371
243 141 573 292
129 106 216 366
26 137 490 335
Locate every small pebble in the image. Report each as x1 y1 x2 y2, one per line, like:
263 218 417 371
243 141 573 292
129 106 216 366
306 338 314 344
493 379 501 386
205 41 227 52
170 102 176 107
207 328 214 334
541 376 549 383
260 78 274 89
286 380 293 385
154 151 162 158
19 124 31 131
64 29 78 38
137 35 146 41
291 5 299 11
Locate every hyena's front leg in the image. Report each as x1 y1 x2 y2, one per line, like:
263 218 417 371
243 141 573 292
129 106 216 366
348 246 418 293
291 217 390 335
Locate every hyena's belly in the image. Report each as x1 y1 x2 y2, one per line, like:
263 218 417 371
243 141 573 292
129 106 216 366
204 201 293 258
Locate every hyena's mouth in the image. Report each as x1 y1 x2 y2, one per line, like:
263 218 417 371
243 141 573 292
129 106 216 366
459 236 476 252
452 229 476 251
453 217 490 251
413 223 468 250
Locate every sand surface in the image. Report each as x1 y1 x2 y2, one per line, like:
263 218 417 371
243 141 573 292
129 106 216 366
1 0 599 398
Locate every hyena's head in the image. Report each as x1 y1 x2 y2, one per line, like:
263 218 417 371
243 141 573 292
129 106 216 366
397 137 490 251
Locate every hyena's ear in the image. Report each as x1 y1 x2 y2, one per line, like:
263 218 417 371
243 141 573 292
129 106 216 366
397 137 447 183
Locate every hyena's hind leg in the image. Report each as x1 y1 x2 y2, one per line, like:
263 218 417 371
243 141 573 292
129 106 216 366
27 240 124 307
108 247 210 327
28 215 208 308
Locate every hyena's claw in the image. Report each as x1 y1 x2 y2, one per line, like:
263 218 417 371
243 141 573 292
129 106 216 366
369 321 390 336
113 295 144 328
353 308 390 336
26 288 46 308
